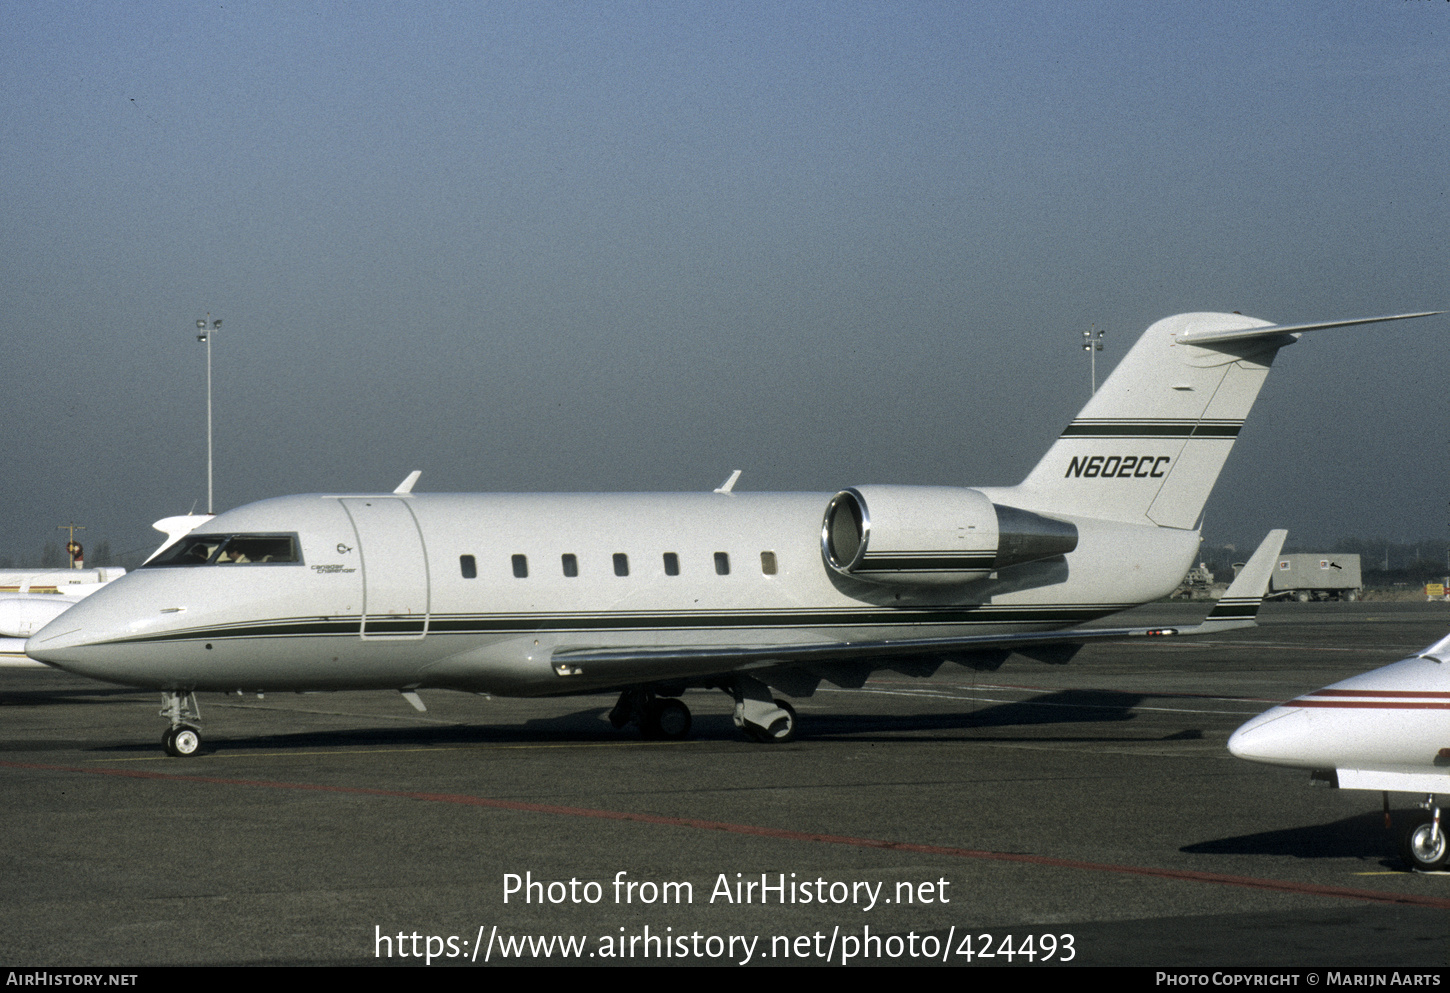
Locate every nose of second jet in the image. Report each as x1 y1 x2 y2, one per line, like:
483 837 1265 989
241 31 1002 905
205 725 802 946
1227 706 1314 768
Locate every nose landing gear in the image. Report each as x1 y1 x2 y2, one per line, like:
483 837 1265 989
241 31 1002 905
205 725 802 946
159 690 202 757
1400 797 1447 872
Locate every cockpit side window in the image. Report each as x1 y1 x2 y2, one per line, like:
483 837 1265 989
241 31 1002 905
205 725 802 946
143 533 302 567
146 535 225 566
216 535 299 564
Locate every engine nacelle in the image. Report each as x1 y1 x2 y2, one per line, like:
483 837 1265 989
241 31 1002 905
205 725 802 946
0 595 76 638
821 486 1078 585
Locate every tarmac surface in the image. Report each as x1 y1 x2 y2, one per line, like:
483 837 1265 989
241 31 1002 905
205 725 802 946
2 601 1448 967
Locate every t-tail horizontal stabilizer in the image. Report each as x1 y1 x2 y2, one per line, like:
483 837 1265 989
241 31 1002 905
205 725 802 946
1171 312 1441 346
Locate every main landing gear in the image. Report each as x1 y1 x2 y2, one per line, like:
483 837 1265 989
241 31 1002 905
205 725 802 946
608 674 798 743
160 690 202 757
1400 796 1447 872
728 674 796 743
609 688 693 741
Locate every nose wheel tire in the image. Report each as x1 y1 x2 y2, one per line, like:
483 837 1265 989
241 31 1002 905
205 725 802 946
163 726 202 757
1400 812 1448 871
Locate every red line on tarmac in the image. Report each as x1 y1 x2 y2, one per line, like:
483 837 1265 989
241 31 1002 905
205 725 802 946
6 759 1449 911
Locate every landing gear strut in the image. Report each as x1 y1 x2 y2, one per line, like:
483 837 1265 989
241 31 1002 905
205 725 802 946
609 688 693 741
1400 796 1447 871
728 674 796 743
160 690 202 757
606 677 800 743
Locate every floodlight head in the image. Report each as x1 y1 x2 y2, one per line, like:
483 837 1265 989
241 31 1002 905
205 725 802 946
197 320 205 329
213 319 221 329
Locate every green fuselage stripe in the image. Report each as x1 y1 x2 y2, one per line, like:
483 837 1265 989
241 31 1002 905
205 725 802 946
99 603 1133 645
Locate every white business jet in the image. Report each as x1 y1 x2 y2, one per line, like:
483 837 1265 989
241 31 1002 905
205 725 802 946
1229 632 1450 871
25 310 1439 757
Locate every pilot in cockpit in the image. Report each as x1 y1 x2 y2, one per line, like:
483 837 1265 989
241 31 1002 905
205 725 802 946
217 543 251 564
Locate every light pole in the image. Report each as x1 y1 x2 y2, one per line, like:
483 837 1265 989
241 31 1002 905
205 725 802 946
57 523 85 569
196 315 222 515
1082 325 1104 395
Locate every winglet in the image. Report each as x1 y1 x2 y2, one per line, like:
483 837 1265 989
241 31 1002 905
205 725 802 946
1182 528 1288 634
393 470 422 495
714 470 742 495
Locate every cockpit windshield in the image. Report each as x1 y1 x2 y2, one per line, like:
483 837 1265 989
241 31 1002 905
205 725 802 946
144 534 302 567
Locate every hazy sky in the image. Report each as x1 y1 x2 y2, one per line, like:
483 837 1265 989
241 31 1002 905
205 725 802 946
2 1 1446 564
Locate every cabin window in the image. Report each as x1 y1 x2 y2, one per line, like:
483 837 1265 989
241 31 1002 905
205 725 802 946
663 552 680 576
562 554 578 577
714 552 730 576
760 551 778 575
512 554 529 579
460 555 477 579
613 553 629 577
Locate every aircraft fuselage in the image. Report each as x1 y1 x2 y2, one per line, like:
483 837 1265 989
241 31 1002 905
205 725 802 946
28 489 1198 696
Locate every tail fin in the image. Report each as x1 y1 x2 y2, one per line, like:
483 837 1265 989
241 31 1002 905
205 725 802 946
1010 311 1439 529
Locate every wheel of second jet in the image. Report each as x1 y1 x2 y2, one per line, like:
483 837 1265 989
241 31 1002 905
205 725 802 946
1400 813 1449 871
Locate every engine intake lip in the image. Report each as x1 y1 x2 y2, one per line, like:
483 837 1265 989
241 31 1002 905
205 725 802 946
822 489 869 571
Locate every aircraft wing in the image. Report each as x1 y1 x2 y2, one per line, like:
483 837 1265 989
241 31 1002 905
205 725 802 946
551 530 1287 680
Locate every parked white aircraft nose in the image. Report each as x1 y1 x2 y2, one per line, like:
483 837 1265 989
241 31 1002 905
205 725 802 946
1226 707 1313 766
1229 652 1450 775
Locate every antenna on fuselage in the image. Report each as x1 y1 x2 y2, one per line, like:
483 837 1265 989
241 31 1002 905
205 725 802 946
393 470 422 495
714 470 742 495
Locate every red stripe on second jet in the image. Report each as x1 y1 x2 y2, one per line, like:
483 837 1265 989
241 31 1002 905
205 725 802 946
1288 700 1450 710
1308 689 1450 699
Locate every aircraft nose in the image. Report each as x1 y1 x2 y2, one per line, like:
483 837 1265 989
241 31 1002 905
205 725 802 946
1227 707 1312 767
25 621 96 665
24 599 125 674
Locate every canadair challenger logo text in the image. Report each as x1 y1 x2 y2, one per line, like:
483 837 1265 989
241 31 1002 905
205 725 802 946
1064 455 1170 479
